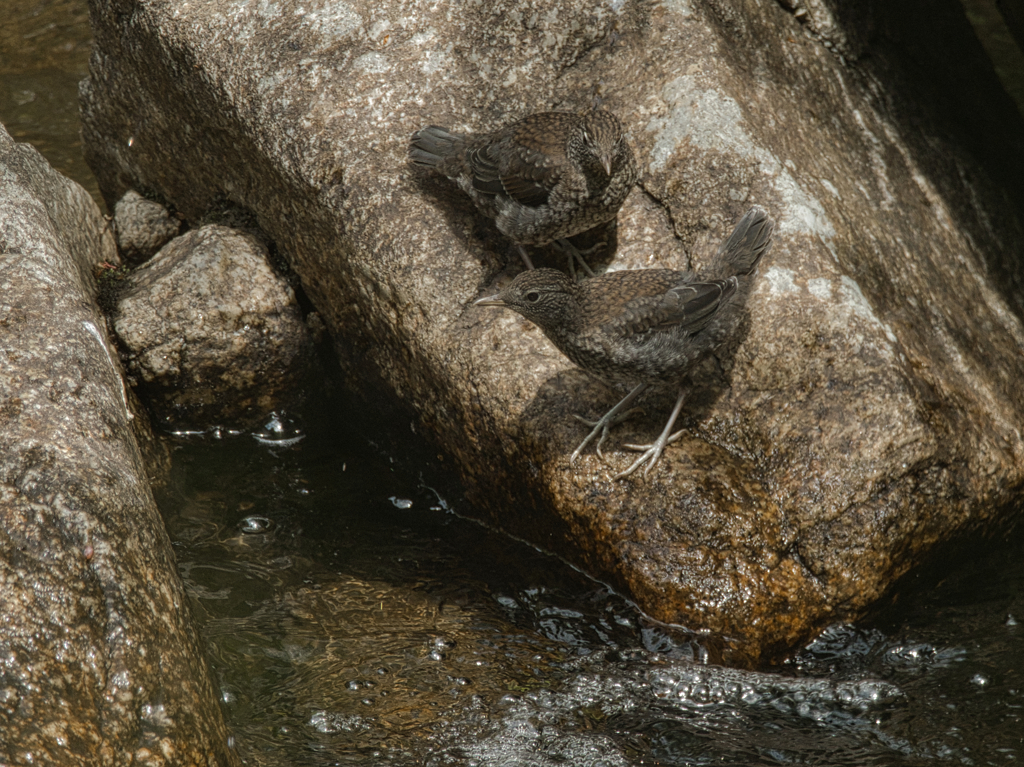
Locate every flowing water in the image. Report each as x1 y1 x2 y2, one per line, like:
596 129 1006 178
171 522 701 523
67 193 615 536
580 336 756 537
3 1 1023 765
157 391 1024 766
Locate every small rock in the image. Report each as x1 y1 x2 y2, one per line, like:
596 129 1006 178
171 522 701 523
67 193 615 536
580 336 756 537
114 224 314 428
114 189 181 263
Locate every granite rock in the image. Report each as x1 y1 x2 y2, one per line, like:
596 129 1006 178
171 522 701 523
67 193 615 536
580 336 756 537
113 224 314 429
80 0 1024 663
0 124 237 765
113 188 181 263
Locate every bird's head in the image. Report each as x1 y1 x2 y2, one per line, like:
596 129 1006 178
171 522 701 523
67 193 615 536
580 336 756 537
474 268 579 330
570 109 628 179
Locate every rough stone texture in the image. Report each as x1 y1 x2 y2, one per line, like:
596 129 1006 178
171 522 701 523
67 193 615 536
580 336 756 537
80 0 1024 663
114 224 314 429
113 188 182 263
999 0 1024 52
0 125 238 765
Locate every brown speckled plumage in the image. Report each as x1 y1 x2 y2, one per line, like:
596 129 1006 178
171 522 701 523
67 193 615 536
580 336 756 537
476 206 775 479
410 110 638 273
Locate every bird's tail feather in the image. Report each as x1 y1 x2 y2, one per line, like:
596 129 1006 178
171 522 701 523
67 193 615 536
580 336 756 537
718 206 775 277
409 126 465 167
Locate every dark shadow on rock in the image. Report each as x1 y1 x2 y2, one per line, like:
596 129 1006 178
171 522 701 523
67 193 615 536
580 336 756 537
812 0 1024 320
406 163 515 275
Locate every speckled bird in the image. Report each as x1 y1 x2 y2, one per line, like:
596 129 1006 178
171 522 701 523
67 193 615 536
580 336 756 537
409 109 638 276
475 206 775 479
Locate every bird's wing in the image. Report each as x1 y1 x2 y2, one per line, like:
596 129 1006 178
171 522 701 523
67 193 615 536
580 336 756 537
609 278 736 337
469 114 574 208
655 278 737 333
468 143 505 197
499 157 556 208
468 142 555 207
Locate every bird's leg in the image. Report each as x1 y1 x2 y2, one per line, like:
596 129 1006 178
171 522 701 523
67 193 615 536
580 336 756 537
570 383 647 465
615 388 688 480
516 244 536 270
573 406 644 460
556 238 597 279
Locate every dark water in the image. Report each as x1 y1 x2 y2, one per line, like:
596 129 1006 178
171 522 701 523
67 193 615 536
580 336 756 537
0 0 100 205
158 391 1024 766
4 1 1024 765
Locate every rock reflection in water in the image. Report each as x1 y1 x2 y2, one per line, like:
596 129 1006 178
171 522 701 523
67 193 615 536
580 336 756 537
156 398 1023 766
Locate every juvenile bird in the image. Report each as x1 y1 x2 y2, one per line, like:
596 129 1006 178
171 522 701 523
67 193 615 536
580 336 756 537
475 206 774 479
410 110 638 276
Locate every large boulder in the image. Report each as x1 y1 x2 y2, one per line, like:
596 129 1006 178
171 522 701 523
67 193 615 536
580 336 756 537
0 125 237 764
80 0 1024 663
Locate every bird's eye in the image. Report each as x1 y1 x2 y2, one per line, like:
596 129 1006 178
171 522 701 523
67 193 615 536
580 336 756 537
525 290 541 303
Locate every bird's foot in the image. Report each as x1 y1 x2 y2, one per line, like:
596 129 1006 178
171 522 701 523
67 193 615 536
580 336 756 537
613 388 689 480
615 429 685 480
556 238 596 280
572 407 642 460
569 383 648 465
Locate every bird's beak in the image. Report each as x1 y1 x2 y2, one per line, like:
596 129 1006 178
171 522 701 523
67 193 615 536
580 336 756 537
601 154 613 177
474 293 506 307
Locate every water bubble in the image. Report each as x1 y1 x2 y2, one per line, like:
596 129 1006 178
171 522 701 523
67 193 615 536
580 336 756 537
239 515 273 534
309 710 368 733
253 411 305 446
496 595 520 610
740 686 762 705
389 496 413 509
1006 614 1018 627
971 673 990 687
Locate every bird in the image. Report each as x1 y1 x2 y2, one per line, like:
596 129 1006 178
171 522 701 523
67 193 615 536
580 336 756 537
474 206 774 479
409 109 638 277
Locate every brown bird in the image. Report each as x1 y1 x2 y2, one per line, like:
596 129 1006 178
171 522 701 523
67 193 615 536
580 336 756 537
410 110 638 277
475 206 774 479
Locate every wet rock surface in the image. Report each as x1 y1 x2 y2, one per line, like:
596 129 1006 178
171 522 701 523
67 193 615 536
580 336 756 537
80 0 1024 661
113 224 314 429
0 125 237 765
113 188 181 263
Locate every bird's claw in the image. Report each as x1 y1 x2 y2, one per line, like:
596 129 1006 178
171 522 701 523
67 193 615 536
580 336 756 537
570 418 609 464
571 407 643 463
557 239 597 280
615 429 685 480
